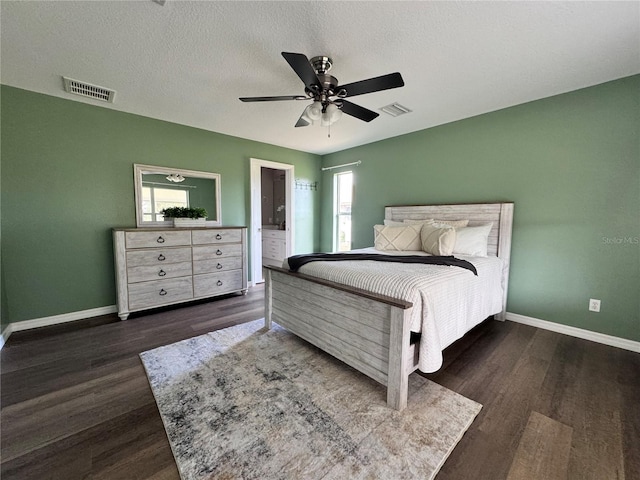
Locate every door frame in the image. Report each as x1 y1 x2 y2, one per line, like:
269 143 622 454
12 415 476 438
250 158 294 284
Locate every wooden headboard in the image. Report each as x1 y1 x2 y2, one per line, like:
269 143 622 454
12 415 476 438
385 202 514 320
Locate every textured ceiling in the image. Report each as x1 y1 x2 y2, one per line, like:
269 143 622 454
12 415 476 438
2 1 639 155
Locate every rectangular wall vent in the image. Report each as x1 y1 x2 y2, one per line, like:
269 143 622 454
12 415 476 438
62 77 116 103
380 103 412 117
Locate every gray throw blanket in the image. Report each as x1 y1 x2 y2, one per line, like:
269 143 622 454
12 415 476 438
287 253 478 275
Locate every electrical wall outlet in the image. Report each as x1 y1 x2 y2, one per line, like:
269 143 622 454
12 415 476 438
589 298 601 312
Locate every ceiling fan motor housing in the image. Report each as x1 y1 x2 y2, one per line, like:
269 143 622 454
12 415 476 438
306 73 339 98
310 56 333 74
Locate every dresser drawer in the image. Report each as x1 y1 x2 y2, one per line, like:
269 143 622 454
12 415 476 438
127 262 193 284
192 243 242 261
125 231 191 249
192 229 242 245
262 238 285 261
262 229 285 240
263 245 281 261
193 270 243 297
126 247 191 268
193 256 243 275
128 277 193 310
262 257 283 268
263 238 279 249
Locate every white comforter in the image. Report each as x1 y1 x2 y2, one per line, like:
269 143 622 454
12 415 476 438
290 248 504 373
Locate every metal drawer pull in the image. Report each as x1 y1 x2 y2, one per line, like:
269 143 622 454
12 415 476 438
159 289 167 296
158 254 166 261
217 280 223 286
216 234 222 240
158 269 166 277
216 263 223 269
216 249 222 256
157 236 165 243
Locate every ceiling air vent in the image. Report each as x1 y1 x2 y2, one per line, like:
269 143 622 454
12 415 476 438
62 77 116 103
379 103 412 117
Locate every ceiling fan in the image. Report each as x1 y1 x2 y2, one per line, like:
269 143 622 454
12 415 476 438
239 52 405 128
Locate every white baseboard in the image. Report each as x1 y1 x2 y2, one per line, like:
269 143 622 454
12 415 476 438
5 306 635 354
10 305 118 333
0 323 13 350
506 312 640 353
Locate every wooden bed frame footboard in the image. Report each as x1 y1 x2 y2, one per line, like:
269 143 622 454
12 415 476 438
265 266 418 410
264 202 514 411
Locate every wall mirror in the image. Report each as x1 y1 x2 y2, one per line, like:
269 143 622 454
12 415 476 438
134 164 222 227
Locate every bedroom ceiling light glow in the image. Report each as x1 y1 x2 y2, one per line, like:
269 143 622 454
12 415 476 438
321 103 343 126
300 101 343 127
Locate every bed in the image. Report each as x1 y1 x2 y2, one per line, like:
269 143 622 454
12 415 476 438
264 202 514 411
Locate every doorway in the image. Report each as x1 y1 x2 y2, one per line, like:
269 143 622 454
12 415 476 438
250 158 294 284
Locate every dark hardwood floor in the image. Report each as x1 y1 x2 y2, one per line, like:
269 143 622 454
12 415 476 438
2 285 638 479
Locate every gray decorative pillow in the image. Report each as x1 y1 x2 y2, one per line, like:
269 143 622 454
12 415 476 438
420 223 457 255
374 224 422 251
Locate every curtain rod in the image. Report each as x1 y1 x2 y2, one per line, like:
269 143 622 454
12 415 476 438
321 160 361 171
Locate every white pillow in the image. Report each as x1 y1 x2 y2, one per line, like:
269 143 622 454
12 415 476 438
453 223 493 257
374 224 422 251
420 223 457 255
404 218 469 228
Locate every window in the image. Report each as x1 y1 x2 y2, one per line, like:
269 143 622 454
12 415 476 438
142 186 189 222
333 171 353 252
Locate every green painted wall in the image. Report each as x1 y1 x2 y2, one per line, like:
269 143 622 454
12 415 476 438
320 75 639 341
3 77 638 341
1 86 321 324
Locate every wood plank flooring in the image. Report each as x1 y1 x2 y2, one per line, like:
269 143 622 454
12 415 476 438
1 285 638 479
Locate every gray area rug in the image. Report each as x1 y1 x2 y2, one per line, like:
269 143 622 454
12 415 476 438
140 319 481 480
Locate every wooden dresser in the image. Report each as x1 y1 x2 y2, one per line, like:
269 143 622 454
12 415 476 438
262 229 286 268
113 227 247 320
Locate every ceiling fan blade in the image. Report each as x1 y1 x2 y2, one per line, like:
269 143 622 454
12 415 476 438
282 52 321 91
339 100 379 122
239 95 307 102
295 114 311 127
339 72 404 98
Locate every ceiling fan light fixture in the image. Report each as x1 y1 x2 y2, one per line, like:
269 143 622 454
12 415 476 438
320 103 342 126
166 173 186 183
327 103 342 123
307 101 323 121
